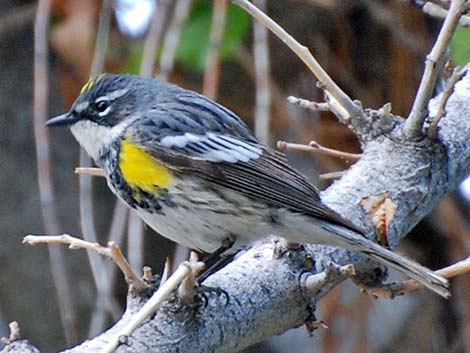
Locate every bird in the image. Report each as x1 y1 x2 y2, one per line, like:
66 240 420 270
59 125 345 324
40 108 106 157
46 73 449 298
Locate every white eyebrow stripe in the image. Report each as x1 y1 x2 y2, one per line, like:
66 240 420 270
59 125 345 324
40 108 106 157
95 96 110 103
106 88 129 101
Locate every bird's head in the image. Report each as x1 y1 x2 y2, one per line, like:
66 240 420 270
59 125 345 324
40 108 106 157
46 73 166 161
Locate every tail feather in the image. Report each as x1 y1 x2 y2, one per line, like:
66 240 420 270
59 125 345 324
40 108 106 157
349 236 450 298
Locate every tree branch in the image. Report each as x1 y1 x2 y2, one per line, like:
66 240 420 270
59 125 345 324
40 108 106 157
33 0 76 342
252 0 271 144
23 234 147 292
361 256 470 298
404 0 468 139
422 2 470 25
158 0 193 80
231 0 366 123
427 66 467 139
277 140 361 161
202 0 227 99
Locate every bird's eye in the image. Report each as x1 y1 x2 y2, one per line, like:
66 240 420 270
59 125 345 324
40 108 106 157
95 99 111 116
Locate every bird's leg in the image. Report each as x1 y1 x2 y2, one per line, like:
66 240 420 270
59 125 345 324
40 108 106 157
188 238 237 306
200 237 235 266
198 253 236 284
198 237 236 283
195 255 234 307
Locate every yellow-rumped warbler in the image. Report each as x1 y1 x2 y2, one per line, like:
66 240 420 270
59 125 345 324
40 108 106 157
47 73 449 297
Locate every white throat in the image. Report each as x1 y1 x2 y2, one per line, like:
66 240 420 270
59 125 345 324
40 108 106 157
70 120 125 161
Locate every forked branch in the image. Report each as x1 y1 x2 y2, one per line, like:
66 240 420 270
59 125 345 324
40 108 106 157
231 0 366 122
404 0 469 139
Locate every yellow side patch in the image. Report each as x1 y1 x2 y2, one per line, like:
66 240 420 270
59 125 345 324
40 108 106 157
119 138 172 192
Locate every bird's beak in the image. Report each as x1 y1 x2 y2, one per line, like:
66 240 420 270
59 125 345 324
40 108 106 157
46 113 77 127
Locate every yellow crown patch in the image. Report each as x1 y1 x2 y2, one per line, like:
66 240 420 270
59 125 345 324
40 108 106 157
79 73 107 94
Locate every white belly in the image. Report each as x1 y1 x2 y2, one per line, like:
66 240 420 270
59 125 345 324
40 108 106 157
134 177 276 252
115 176 344 253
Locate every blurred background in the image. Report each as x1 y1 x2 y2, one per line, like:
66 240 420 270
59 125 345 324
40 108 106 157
1 0 470 352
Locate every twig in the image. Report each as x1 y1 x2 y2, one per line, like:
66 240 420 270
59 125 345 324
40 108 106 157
436 199 470 351
89 201 128 335
309 140 361 160
408 0 452 10
319 171 347 180
159 258 171 287
80 0 116 335
33 0 77 343
128 211 144 275
306 320 329 331
158 0 193 80
109 242 147 292
134 0 175 285
106 201 130 291
287 96 331 112
427 66 467 139
23 235 147 292
324 90 353 124
362 256 470 299
129 0 175 294
277 140 361 161
422 2 470 26
74 167 106 177
103 199 129 310
24 234 112 257
90 0 112 77
428 0 452 8
143 266 154 283
404 0 468 139
177 252 201 305
305 263 355 294
253 0 271 144
152 0 193 277
107 202 129 245
303 0 335 8
231 0 366 122
203 0 228 99
172 245 190 272
140 0 170 77
100 260 204 353
0 322 20 345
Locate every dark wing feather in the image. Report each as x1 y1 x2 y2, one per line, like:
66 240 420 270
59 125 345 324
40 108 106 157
127 92 364 234
146 143 364 234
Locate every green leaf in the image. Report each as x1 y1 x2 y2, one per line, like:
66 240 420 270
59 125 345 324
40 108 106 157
450 26 470 65
176 1 251 71
119 44 144 75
